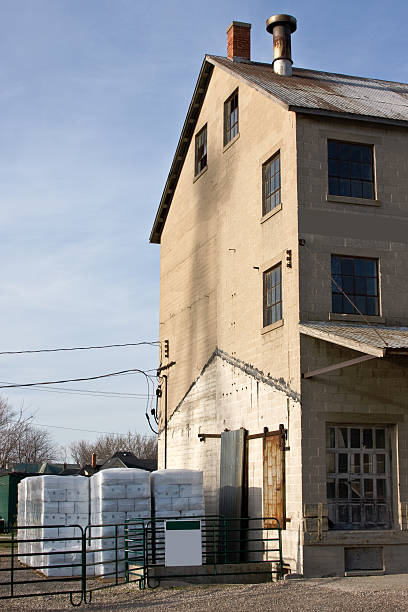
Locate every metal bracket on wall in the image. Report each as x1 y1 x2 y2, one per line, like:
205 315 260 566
198 424 288 448
156 361 176 375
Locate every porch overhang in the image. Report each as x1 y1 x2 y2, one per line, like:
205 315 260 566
299 321 408 378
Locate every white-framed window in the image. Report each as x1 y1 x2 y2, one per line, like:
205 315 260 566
326 425 392 530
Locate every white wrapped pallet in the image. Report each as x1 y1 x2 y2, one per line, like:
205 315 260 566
150 470 205 517
150 470 205 565
90 468 151 577
17 475 90 575
17 479 28 563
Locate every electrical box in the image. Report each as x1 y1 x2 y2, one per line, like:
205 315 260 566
164 520 202 567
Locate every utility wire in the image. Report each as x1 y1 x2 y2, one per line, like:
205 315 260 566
0 368 154 390
9 419 130 437
0 382 150 399
0 341 160 356
330 275 388 346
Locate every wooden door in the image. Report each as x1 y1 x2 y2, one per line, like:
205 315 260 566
263 434 286 528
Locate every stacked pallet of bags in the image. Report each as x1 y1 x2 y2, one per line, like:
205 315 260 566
90 468 151 577
17 475 93 577
150 469 205 564
151 470 205 518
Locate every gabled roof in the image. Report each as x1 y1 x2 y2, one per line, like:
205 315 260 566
101 451 157 472
150 55 408 244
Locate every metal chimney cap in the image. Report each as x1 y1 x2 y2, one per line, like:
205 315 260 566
266 14 297 34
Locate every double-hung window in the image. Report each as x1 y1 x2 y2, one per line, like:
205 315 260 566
263 264 282 326
195 125 207 176
331 255 379 316
328 140 374 199
224 89 239 145
262 152 281 215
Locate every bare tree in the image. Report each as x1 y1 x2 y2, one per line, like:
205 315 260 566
0 398 57 467
70 432 157 467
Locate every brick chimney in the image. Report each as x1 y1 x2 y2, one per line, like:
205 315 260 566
227 21 251 61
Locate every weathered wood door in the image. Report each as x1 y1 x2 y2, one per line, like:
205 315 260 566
263 434 286 528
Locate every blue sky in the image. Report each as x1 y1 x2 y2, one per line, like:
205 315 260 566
0 0 406 455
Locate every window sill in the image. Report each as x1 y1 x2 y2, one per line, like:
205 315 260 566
261 319 284 335
193 165 208 183
223 132 240 153
326 194 380 207
260 203 282 224
329 313 385 324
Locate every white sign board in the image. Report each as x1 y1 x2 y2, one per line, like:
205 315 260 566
164 520 202 567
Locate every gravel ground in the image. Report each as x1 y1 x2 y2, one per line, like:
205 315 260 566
2 548 408 611
2 579 408 612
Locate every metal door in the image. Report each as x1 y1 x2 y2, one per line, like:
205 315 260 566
219 429 247 562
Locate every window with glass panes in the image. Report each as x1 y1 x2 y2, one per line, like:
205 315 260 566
224 90 238 145
262 152 281 215
331 255 379 315
263 264 282 326
326 425 392 530
195 125 207 176
328 140 374 199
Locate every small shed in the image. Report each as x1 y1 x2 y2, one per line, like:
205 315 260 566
0 473 28 529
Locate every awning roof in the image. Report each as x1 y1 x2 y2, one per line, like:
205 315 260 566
299 321 408 358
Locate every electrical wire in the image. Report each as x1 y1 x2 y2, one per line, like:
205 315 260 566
0 341 160 356
0 368 154 389
0 383 150 399
9 419 131 436
330 275 389 346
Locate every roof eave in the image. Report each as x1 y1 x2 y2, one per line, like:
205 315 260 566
299 323 386 358
290 106 408 128
149 59 214 244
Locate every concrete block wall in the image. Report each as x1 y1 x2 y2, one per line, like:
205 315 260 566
159 64 301 435
297 115 408 326
161 352 303 571
155 60 408 579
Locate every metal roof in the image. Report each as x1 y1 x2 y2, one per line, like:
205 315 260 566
300 321 408 357
208 56 408 124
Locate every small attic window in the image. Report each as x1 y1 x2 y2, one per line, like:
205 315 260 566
195 124 207 176
224 89 239 146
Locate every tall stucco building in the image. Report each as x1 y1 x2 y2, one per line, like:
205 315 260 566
150 14 408 577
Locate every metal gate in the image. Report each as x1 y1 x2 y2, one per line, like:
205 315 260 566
0 516 283 606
